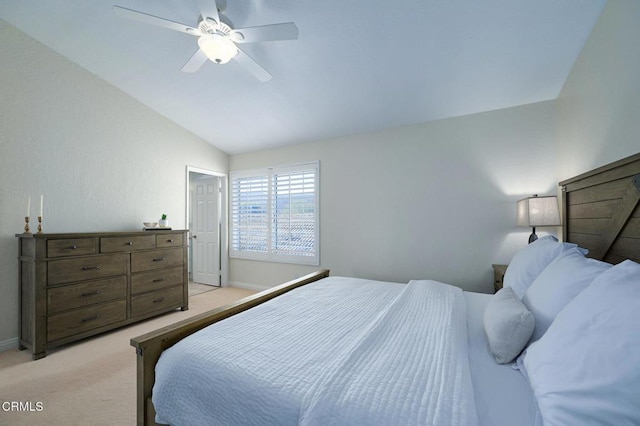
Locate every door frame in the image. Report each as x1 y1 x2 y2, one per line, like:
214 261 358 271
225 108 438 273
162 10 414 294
186 166 229 287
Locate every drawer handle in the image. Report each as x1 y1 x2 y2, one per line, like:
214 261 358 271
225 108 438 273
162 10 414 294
153 297 165 304
167 239 174 243
81 315 99 323
70 245 78 250
82 266 100 271
153 257 166 262
153 277 165 282
81 290 101 297
126 241 133 246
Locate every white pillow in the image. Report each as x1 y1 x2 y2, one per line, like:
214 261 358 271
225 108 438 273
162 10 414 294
503 235 581 299
522 247 611 342
522 260 640 426
483 287 535 364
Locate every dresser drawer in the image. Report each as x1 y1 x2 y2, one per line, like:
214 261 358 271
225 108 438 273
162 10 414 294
47 238 97 258
156 233 184 248
48 276 127 314
47 299 126 342
48 254 128 285
100 235 155 253
131 285 184 317
131 266 184 295
131 248 183 273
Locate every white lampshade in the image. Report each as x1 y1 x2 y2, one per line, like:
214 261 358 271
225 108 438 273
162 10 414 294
516 195 561 227
198 35 238 64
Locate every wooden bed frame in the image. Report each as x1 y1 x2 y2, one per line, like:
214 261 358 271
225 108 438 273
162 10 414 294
131 152 640 426
130 269 330 426
560 152 640 263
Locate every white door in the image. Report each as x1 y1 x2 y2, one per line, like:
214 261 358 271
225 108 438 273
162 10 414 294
192 175 221 286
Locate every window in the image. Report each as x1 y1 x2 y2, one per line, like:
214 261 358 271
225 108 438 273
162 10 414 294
230 162 319 265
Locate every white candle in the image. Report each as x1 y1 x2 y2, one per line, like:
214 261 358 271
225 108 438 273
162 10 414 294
27 196 31 217
40 195 43 217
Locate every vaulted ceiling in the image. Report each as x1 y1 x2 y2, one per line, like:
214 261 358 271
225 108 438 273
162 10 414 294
0 0 607 154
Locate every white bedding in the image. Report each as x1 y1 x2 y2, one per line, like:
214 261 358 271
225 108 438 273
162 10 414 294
299 280 477 426
153 277 535 425
464 292 541 426
153 277 407 425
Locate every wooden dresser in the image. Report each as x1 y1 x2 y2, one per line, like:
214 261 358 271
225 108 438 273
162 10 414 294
16 230 188 359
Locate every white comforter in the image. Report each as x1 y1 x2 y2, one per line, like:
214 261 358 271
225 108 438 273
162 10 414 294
153 277 478 426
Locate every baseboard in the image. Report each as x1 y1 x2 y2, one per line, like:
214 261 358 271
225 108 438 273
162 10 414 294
0 337 19 353
228 281 271 292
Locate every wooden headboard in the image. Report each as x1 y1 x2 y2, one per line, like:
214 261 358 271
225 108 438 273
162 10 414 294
560 152 640 264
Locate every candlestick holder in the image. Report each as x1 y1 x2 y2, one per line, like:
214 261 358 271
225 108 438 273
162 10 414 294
37 216 43 234
24 216 31 234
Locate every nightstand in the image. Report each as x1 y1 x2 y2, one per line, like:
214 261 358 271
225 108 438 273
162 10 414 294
492 264 508 293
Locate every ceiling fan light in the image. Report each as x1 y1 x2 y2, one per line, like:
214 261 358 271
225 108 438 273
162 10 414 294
198 35 237 64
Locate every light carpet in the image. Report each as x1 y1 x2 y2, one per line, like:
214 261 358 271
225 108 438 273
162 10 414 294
0 286 256 426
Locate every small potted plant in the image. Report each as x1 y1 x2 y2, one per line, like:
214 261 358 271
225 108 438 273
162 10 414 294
159 214 169 228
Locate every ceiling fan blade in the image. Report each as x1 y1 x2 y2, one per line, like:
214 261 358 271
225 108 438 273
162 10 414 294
113 6 198 35
234 48 272 82
198 0 220 26
231 22 299 43
181 49 209 73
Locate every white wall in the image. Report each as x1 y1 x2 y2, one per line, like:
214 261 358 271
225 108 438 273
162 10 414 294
0 21 229 345
556 0 640 178
230 101 558 292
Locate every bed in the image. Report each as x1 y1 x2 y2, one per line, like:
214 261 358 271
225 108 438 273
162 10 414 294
131 152 640 426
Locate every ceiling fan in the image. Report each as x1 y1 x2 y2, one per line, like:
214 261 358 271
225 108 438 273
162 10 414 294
113 0 299 81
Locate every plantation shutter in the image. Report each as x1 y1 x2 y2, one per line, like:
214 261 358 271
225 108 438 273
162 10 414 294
230 162 319 265
271 163 318 264
230 171 269 259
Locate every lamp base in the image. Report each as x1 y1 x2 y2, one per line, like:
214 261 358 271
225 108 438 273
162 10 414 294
528 227 537 244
